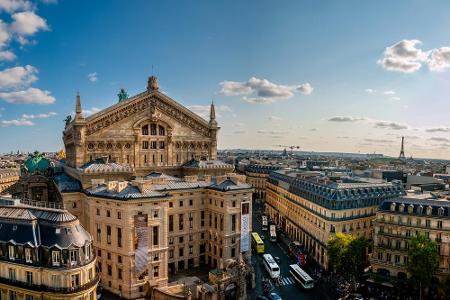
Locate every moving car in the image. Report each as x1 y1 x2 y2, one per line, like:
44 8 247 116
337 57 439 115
269 292 282 300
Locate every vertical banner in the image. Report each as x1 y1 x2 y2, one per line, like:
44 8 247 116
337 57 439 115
240 202 250 252
134 214 148 276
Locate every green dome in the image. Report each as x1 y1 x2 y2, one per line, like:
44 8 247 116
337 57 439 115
24 151 50 174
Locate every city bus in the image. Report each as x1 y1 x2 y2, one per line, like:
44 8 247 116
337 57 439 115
251 232 265 254
269 225 277 242
263 254 280 279
289 264 314 289
261 216 268 231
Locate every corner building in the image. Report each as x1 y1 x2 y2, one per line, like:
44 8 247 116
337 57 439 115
0 200 98 300
265 170 403 268
371 196 450 283
58 76 253 299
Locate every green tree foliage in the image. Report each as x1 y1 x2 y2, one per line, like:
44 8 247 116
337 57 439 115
327 233 369 289
407 234 439 298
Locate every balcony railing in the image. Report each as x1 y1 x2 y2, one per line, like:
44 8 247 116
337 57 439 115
0 273 100 294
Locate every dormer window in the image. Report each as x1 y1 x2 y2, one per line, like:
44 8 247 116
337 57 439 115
70 250 78 266
408 204 414 214
25 248 32 263
390 203 396 212
399 203 405 213
8 245 15 260
52 250 61 266
426 206 432 216
418 205 423 215
438 207 444 217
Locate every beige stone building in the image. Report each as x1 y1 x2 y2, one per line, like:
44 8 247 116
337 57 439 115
0 169 19 194
0 199 99 300
243 165 281 200
371 195 450 283
56 76 253 299
265 170 403 268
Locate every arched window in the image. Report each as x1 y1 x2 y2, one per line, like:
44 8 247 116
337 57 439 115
399 203 405 213
438 207 444 217
158 125 165 136
142 125 149 135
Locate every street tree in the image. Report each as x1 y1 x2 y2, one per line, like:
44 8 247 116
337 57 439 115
327 233 369 290
407 234 439 300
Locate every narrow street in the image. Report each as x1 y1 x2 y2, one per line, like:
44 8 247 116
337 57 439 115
249 199 335 300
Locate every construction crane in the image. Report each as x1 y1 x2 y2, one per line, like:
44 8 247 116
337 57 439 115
273 145 300 154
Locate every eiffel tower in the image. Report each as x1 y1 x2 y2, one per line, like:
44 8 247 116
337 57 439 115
399 136 406 159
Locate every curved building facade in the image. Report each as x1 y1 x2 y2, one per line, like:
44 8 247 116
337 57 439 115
0 202 99 300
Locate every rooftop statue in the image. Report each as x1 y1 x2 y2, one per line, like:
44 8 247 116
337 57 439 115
64 115 72 126
118 88 129 102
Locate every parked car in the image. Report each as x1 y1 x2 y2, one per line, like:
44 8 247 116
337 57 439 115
270 293 282 300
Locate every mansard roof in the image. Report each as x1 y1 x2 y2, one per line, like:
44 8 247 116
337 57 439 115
380 196 450 218
270 170 404 201
245 164 282 174
182 159 233 169
53 173 82 193
79 159 133 173
0 205 91 248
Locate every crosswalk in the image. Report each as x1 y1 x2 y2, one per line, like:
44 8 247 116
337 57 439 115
274 276 296 286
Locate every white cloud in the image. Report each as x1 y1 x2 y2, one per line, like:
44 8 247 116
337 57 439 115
219 80 252 96
328 116 368 122
296 83 313 95
87 72 98 82
378 39 427 73
0 0 32 13
373 120 408 130
425 127 450 133
0 50 15 61
379 39 450 73
187 104 232 120
0 118 34 127
0 20 10 48
328 116 409 130
365 89 376 93
233 130 246 134
0 65 38 89
22 111 56 119
383 90 396 95
364 138 394 144
429 137 450 143
10 11 49 36
428 47 450 71
268 116 282 122
220 77 313 104
0 87 55 104
82 107 101 116
390 96 401 101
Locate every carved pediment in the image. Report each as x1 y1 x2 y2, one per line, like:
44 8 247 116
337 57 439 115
85 91 211 137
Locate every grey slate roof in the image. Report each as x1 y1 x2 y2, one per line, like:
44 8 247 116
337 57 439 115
0 205 91 248
79 160 133 173
53 173 82 193
182 159 233 169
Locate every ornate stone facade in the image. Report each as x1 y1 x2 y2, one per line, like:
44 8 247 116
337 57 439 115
63 76 219 175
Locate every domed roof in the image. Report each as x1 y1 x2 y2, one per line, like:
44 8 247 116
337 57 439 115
24 151 50 174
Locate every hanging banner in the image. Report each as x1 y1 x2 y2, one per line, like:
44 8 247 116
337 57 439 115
240 201 250 252
134 214 148 276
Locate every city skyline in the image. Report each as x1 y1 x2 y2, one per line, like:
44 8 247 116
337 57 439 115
1 1 450 159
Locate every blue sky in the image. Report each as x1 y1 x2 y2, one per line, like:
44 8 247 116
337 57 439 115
1 0 450 158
